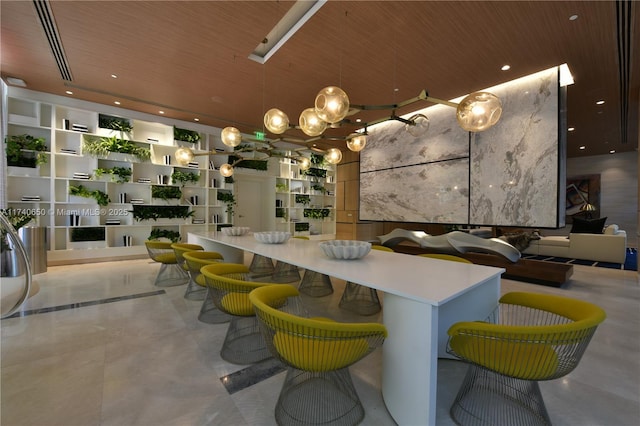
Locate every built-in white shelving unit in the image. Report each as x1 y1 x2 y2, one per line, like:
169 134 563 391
4 87 235 264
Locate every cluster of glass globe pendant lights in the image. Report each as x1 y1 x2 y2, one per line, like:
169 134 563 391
217 86 351 176
214 86 502 177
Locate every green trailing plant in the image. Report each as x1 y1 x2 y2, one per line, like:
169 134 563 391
151 185 182 201
303 208 330 219
173 126 201 143
171 170 200 186
82 136 151 162
310 153 324 165
217 191 236 216
224 176 234 184
98 114 133 133
228 155 269 171
71 227 105 242
131 205 193 221
275 182 288 192
311 184 326 193
5 134 48 167
301 167 327 179
295 222 310 232
295 194 311 205
69 184 110 206
148 228 181 242
275 207 287 219
93 166 132 183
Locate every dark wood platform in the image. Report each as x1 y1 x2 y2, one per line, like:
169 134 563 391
392 245 573 287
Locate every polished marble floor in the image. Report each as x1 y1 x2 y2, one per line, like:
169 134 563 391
1 257 638 426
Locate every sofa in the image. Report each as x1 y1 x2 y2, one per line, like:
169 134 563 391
522 224 627 264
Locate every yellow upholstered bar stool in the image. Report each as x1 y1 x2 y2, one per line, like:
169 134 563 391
201 263 276 364
338 245 393 316
171 243 205 300
447 292 606 426
418 253 473 263
182 251 230 324
144 240 189 287
250 284 388 426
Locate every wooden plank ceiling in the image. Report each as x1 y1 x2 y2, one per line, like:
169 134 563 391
1 0 639 158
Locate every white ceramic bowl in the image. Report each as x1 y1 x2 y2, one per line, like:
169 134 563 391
254 231 291 244
319 240 372 260
221 227 250 236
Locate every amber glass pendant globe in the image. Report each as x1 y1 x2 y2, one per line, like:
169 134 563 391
299 108 327 136
221 127 242 147
297 156 311 170
346 134 367 152
314 86 350 124
456 91 502 132
325 147 343 164
174 147 195 165
264 108 290 134
219 163 234 177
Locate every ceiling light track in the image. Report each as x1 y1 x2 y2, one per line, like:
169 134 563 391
33 0 72 81
615 0 633 145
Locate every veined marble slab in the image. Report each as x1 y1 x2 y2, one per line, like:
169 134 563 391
360 158 469 223
360 103 469 173
471 68 560 227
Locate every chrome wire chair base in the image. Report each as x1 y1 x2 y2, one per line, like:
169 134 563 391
275 367 364 426
339 282 381 316
183 278 206 300
249 254 275 276
450 365 551 426
272 261 301 283
220 316 271 364
298 270 333 297
198 289 232 324
154 263 189 287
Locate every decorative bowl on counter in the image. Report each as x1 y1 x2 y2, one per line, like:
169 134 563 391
254 231 291 244
221 227 250 236
319 240 372 260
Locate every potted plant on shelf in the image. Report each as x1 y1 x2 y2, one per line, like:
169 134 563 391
5 134 48 168
171 170 200 186
93 166 132 184
173 126 201 143
151 185 182 203
69 185 110 206
217 192 236 221
82 136 151 162
148 228 180 243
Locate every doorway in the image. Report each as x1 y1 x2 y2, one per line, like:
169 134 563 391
233 174 275 232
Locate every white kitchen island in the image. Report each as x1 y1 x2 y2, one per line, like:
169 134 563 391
189 231 504 426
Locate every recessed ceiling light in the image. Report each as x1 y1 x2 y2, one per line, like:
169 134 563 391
114 101 121 105
6 77 27 87
501 65 511 71
111 74 118 78
65 90 73 95
568 127 575 131
609 150 616 154
596 100 605 105
579 145 586 150
194 118 200 122
159 110 165 114
569 14 578 21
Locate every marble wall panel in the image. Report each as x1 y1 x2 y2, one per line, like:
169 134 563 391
359 158 469 223
360 104 469 172
359 66 563 228
471 68 560 227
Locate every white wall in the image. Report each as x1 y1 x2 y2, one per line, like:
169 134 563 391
545 151 638 247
